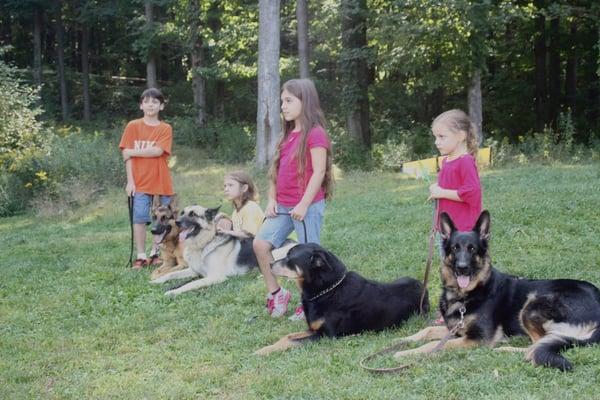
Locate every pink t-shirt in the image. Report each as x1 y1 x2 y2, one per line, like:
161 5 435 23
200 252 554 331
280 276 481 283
276 126 330 206
436 154 482 231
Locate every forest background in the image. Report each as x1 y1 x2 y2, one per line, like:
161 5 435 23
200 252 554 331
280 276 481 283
1 0 600 216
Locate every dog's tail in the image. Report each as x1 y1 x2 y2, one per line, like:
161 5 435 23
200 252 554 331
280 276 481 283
528 322 598 371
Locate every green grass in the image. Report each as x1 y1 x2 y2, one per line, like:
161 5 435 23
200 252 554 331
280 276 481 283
2 152 600 399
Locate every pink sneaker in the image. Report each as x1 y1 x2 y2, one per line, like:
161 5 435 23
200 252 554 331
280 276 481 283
265 293 275 315
288 305 306 321
270 288 291 318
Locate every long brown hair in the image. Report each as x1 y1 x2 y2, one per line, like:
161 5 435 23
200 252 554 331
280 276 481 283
432 109 479 157
269 79 334 200
225 170 258 211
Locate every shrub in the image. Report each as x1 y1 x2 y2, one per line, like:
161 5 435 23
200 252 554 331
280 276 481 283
171 117 254 163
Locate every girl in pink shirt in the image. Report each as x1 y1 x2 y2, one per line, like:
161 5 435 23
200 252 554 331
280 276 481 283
429 109 482 234
254 78 333 319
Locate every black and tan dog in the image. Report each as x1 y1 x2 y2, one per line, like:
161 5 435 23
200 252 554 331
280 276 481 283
394 210 600 371
255 243 428 355
149 195 188 280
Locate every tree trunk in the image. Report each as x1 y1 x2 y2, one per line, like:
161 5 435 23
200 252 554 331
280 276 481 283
340 0 370 148
81 24 91 121
55 6 69 121
256 0 281 168
215 81 225 117
32 7 43 87
208 1 225 118
565 21 577 113
296 0 309 78
533 2 546 132
468 69 483 145
548 16 561 127
189 0 206 126
145 0 157 88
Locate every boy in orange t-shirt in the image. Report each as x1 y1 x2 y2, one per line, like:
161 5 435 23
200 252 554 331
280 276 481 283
119 88 175 269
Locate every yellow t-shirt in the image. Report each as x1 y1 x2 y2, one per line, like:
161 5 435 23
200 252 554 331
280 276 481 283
231 200 264 237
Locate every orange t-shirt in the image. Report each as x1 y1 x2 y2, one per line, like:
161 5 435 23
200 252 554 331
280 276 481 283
119 118 174 195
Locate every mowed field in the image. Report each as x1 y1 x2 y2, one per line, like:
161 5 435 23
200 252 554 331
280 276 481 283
2 153 600 399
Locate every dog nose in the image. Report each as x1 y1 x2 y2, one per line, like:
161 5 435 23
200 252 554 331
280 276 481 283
455 263 469 275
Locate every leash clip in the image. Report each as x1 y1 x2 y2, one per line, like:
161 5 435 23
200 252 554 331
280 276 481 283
457 306 466 329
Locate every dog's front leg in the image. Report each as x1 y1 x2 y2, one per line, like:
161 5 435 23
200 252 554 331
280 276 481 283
254 331 317 356
400 326 451 343
393 336 478 359
151 267 197 284
164 275 227 296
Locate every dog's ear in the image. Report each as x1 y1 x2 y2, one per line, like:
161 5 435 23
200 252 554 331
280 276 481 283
168 194 179 214
205 205 221 222
439 212 456 240
311 250 331 270
151 195 161 213
473 210 491 241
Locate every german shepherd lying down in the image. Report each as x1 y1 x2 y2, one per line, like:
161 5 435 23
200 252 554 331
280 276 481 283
149 196 187 280
255 243 428 356
394 211 600 371
150 205 259 296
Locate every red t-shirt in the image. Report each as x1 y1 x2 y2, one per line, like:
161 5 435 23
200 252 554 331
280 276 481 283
276 125 330 206
436 154 482 231
119 118 174 195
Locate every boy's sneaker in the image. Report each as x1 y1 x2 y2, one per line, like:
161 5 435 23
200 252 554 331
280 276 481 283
132 258 148 270
288 305 306 321
270 288 291 318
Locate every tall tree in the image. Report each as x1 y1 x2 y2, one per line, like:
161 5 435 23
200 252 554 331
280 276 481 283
145 0 157 88
32 6 43 87
340 0 370 148
189 0 206 126
533 0 547 132
467 0 490 144
548 15 561 126
256 0 281 167
54 1 69 120
81 23 91 121
565 19 577 113
296 0 309 78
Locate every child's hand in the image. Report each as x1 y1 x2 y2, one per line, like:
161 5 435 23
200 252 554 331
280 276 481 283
122 149 131 162
428 183 442 201
265 200 277 218
125 182 135 196
290 203 308 221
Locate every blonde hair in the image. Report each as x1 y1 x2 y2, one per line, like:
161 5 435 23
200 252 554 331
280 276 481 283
269 78 334 200
225 170 258 210
432 109 479 157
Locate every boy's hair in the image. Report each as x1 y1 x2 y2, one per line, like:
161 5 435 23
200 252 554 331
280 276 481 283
269 78 334 200
225 170 258 210
432 109 479 157
139 88 165 104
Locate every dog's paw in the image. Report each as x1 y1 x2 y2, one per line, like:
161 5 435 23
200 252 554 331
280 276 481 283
164 290 178 297
150 278 163 284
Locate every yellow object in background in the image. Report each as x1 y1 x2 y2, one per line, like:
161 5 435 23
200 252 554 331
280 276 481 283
402 147 492 178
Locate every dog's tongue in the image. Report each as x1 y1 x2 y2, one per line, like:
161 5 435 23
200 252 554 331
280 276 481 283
457 275 471 289
179 228 192 242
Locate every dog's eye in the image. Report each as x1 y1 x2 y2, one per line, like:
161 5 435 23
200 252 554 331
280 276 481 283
451 244 459 252
467 245 475 253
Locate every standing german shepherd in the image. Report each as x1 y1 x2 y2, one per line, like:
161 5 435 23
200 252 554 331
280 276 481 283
394 210 600 371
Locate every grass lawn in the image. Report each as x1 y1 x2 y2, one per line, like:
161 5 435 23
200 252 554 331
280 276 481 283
2 152 600 399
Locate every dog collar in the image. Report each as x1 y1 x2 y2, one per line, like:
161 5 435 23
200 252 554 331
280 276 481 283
308 273 347 302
